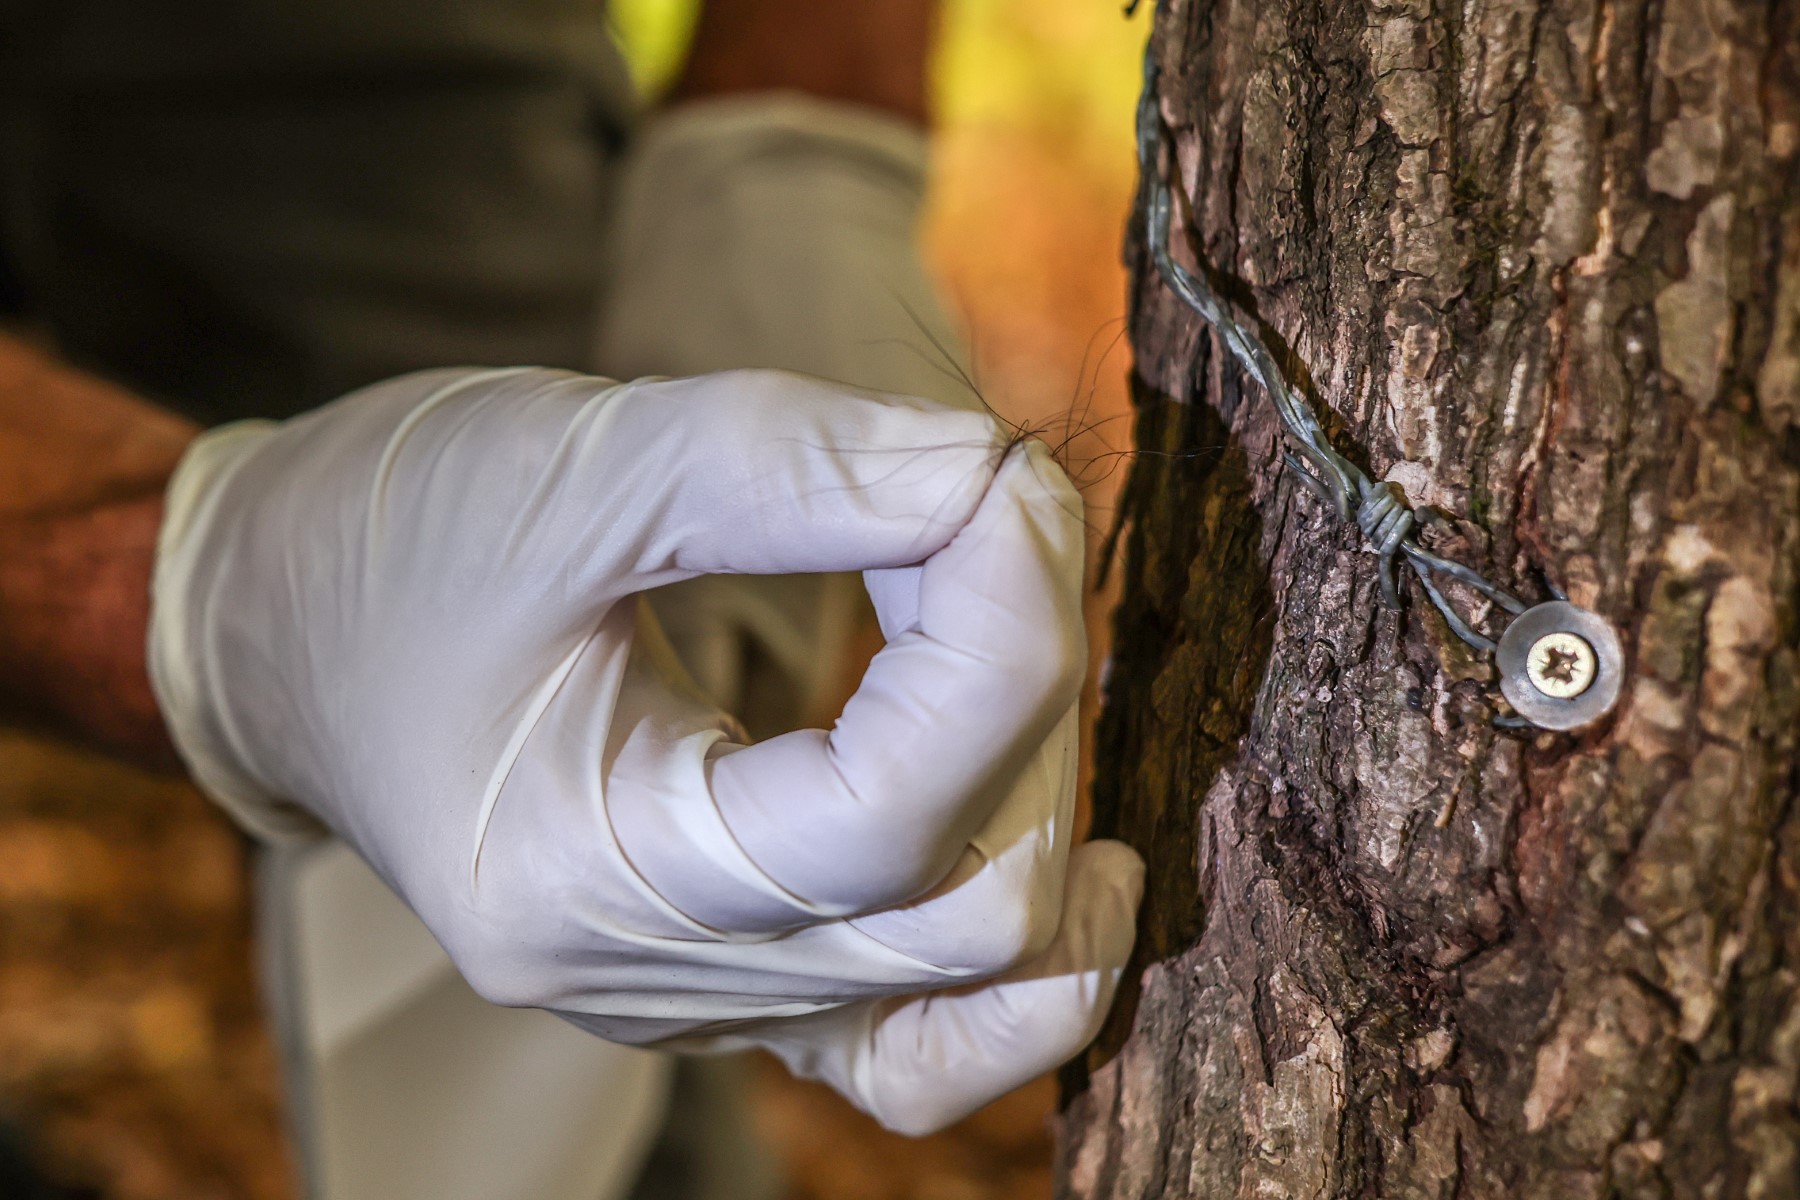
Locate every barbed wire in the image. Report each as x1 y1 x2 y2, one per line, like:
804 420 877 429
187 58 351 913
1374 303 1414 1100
1135 49 1528 654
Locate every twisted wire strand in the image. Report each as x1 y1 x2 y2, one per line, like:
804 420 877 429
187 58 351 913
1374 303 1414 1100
1135 49 1526 652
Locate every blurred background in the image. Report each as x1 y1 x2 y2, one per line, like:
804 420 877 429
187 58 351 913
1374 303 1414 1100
0 2 1146 1197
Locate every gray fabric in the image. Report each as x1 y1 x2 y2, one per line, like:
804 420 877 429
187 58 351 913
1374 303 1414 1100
0 0 636 423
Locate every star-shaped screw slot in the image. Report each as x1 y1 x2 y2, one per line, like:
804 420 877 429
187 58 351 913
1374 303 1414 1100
1537 645 1581 683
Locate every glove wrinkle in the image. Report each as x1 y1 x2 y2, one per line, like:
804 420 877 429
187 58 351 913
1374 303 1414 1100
365 367 526 555
468 622 604 890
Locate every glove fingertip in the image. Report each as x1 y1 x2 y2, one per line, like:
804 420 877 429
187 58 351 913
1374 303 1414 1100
1073 838 1147 899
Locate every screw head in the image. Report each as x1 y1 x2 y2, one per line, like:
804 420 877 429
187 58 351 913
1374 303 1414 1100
1526 631 1597 698
1496 601 1625 731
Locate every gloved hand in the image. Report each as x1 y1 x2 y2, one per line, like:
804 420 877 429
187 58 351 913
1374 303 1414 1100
150 365 1144 1135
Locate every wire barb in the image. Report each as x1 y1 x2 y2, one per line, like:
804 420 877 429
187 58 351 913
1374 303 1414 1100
1135 47 1526 653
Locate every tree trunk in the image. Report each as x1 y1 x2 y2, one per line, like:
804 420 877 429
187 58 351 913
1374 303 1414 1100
1058 0 1800 1196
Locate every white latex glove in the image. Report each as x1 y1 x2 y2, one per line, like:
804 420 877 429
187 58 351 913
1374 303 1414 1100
596 94 968 405
150 365 1144 1135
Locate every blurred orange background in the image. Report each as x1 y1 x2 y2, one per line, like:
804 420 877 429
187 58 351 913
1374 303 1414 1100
0 4 1147 1197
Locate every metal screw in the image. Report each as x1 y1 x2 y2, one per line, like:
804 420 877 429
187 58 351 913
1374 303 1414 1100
1526 631 1596 698
1497 601 1623 730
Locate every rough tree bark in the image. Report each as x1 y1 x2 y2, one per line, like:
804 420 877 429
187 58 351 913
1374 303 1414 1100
1058 0 1800 1196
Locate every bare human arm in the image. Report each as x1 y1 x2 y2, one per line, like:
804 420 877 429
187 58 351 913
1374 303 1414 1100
0 333 195 767
670 0 937 125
